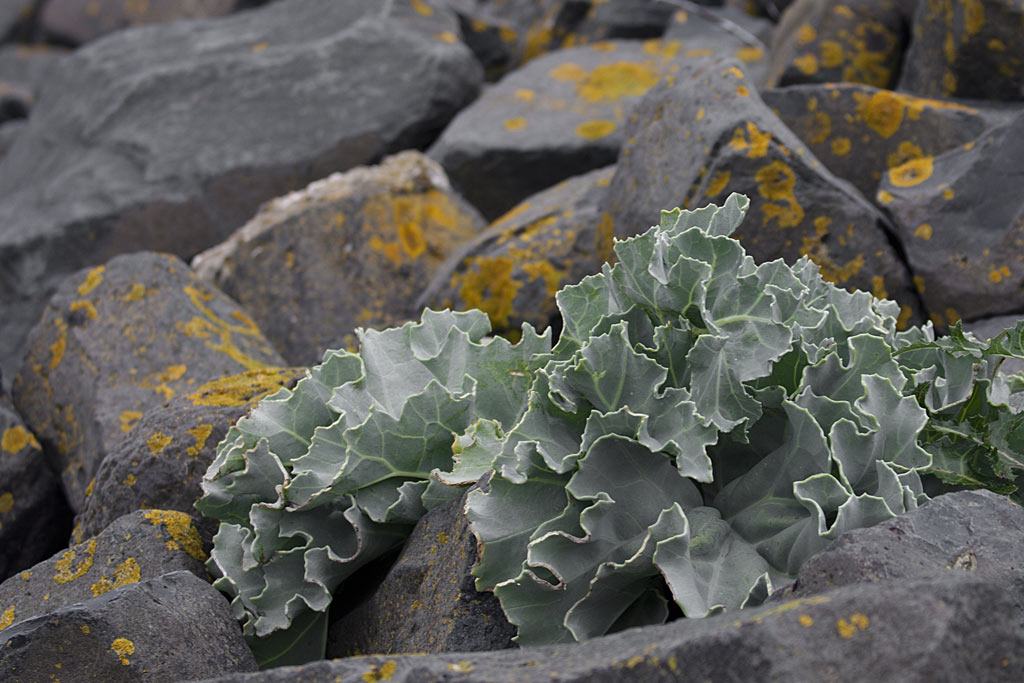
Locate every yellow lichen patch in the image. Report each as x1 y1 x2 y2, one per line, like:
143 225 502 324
802 218 864 284
121 283 146 302
942 187 955 200
575 119 617 140
398 221 426 259
963 0 984 35
736 84 750 97
797 24 817 45
491 202 533 232
798 614 814 627
121 473 137 486
807 111 831 144
597 212 615 265
854 90 904 138
90 557 141 597
0 492 13 514
369 236 402 266
503 116 527 132
522 261 566 299
447 661 474 673
3 425 40 453
871 275 888 299
143 510 207 562
696 108 705 121
989 265 1011 283
85 478 94 497
820 40 844 68
887 140 923 169
736 46 764 63
836 612 869 638
877 189 894 205
794 53 819 75
988 38 1006 52
686 48 714 58
913 275 926 293
53 539 98 584
945 307 960 325
888 157 934 187
411 0 433 16
548 62 586 82
69 300 98 321
156 365 187 383
642 39 680 59
897 305 912 330
755 161 804 228
119 411 142 433
0 605 14 631
576 62 661 103
146 431 172 455
77 266 105 296
110 637 134 666
80 624 90 634
454 256 521 329
49 332 66 371
363 660 398 682
728 122 772 159
706 171 731 198
434 30 457 43
831 137 852 156
179 285 272 371
187 368 293 407
514 88 535 102
185 424 213 456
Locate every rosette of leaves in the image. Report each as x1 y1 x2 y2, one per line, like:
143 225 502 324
463 193 1024 645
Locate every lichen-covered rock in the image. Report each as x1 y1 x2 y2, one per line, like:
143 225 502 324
604 59 923 326
11 252 286 511
75 367 305 541
768 0 915 89
192 151 486 366
663 1 775 86
428 38 697 220
326 493 515 657
0 390 71 583
762 82 1017 200
419 165 615 336
0 0 482 388
0 570 257 682
898 0 1024 101
877 111 1024 326
0 509 208 631
194 578 1024 682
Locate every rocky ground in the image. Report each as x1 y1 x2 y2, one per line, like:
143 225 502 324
0 0 1022 680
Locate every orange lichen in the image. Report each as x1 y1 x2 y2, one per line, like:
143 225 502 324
989 265 1011 283
121 283 146 302
186 424 213 456
575 119 617 139
836 613 869 638
119 411 142 432
798 614 814 627
755 161 804 228
179 285 272 371
503 116 527 132
144 510 207 562
90 557 141 597
807 111 831 144
53 539 98 584
77 266 105 296
831 137 851 156
888 157 934 187
548 62 586 82
820 40 844 68
576 62 661 102
70 300 98 321
0 606 14 631
146 431 172 455
706 171 731 198
794 53 819 75
728 122 773 159
411 0 433 16
454 256 521 329
110 638 134 666
0 492 13 514
187 368 293 407
887 140 924 169
2 425 40 453
514 88 535 102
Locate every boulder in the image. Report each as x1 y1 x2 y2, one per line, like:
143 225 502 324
0 0 38 42
192 151 487 366
877 110 1024 326
0 390 71 583
762 82 1018 201
75 367 305 541
428 38 698 220
898 0 1024 101
419 165 615 336
604 59 923 326
11 252 286 511
0 0 482 388
326 492 515 658
0 570 257 681
663 1 775 86
0 509 208 628
192 578 1024 682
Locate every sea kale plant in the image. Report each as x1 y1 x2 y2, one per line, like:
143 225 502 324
197 193 1024 665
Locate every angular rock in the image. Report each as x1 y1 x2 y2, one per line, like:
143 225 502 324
0 0 38 42
0 45 67 96
0 509 208 629
0 571 257 681
75 367 305 540
774 490 1024 627
38 0 268 46
762 82 1018 201
326 493 515 657
0 116 23 158
192 151 487 366
0 390 71 583
419 165 615 336
11 252 286 511
604 59 923 326
877 110 1024 326
428 38 697 220
195 578 1024 682
663 1 774 86
768 0 914 89
0 0 482 388
898 0 1024 101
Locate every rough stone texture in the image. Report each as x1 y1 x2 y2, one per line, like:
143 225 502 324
663 1 774 86
898 0 1024 101
11 252 286 511
763 83 1018 201
0 389 71 583
75 367 306 541
195 578 1024 682
0 116 23 158
419 165 615 336
428 38 697 220
39 0 269 46
0 0 38 42
0 44 67 95
326 493 515 658
604 59 924 327
768 0 914 89
0 0 482 390
772 490 1024 628
0 570 257 681
0 509 209 630
192 151 487 366
878 110 1024 327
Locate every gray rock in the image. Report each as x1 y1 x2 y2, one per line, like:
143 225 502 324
0 0 481 389
0 117 24 158
11 252 285 511
0 44 68 99
0 0 38 42
878 111 1024 327
326 493 515 657
428 38 698 220
0 389 71 583
604 58 923 326
192 151 487 366
0 570 257 681
0 509 209 629
663 1 774 86
191 578 1024 682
